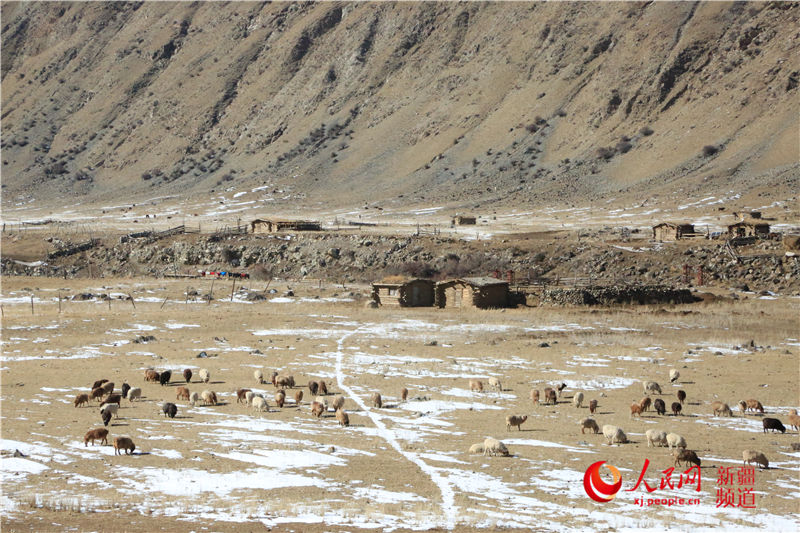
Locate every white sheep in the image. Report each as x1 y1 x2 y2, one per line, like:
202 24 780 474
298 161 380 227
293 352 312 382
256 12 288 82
100 403 119 418
189 391 200 406
254 369 264 384
245 390 255 404
315 396 329 411
488 377 502 391
602 425 628 445
666 433 686 450
645 429 668 447
199 368 210 383
573 391 585 408
669 369 680 383
127 387 142 402
468 443 485 454
742 450 769 469
483 437 510 457
251 396 268 412
200 390 217 406
643 381 662 395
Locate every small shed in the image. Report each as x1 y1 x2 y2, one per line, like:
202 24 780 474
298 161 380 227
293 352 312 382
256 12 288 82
727 219 770 239
452 215 477 226
371 277 435 307
652 222 695 242
251 219 321 234
435 277 509 309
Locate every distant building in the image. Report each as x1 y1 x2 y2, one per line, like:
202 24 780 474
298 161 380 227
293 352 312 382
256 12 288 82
727 219 770 239
371 278 435 307
652 222 696 242
452 215 477 225
435 277 509 309
251 219 321 233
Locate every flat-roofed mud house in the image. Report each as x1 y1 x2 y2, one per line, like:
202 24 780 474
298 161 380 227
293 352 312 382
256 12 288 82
371 277 435 307
652 222 695 242
727 219 770 239
251 219 321 233
435 277 509 309
451 215 477 225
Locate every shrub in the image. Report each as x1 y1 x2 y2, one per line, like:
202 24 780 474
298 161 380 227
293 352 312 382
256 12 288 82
596 147 615 160
702 145 719 157
615 141 633 154
525 123 538 133
640 126 654 136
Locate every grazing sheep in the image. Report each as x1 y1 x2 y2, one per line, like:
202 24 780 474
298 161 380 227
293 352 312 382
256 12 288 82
469 443 485 454
469 380 484 392
245 391 256 405
742 450 769 469
100 403 119 419
74 394 89 408
639 397 652 412
113 436 135 455
236 388 251 404
488 377 502 391
371 392 383 409
666 433 687 450
144 369 159 382
531 389 540 406
270 371 279 386
787 409 800 431
645 429 668 448
669 369 680 383
275 390 286 408
746 399 764 414
580 418 600 434
162 402 178 419
101 410 112 427
483 437 510 457
674 449 701 468
738 400 748 415
318 380 328 395
183 368 192 383
573 392 584 408
276 375 295 388
332 395 345 411
546 389 557 405
100 381 115 395
336 409 350 427
315 396 329 410
711 401 733 417
543 387 553 400
101 394 122 407
762 418 786 433
91 379 109 390
654 398 666 416
198 369 210 384
251 395 268 412
189 391 200 406
294 390 303 405
677 390 686 405
556 383 567 398
671 402 682 416
401 387 409 401
630 402 643 419
643 381 662 395
200 390 218 406
176 387 190 401
254 369 264 384
506 415 528 431
121 383 131 399
311 401 325 418
127 387 142 402
84 428 108 446
603 425 628 445
589 399 598 414
159 370 172 386
308 381 319 396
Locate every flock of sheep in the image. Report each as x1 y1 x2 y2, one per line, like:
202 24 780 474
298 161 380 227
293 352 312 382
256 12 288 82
75 365 798 473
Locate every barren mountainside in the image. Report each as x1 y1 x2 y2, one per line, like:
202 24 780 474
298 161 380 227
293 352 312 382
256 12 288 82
2 1 798 214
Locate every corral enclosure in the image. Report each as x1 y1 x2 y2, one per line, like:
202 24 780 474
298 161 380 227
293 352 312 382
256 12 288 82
1 276 798 532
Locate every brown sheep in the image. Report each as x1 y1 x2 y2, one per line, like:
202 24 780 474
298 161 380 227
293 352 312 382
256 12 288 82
639 397 652 412
738 400 748 415
589 399 598 414
371 392 382 409
101 394 122 407
236 388 251 404
543 387 554 403
294 390 303 406
677 390 686 405
113 436 135 455
332 395 345 411
401 387 409 401
674 449 701 468
275 390 286 408
91 379 109 390
311 401 325 418
546 389 557 405
90 387 105 402
671 402 682 416
270 371 278 386
336 409 350 427
100 381 115 395
144 369 159 382
630 402 643 419
318 380 328 395
530 389 540 406
580 418 600 434
745 399 764 414
506 415 527 431
469 380 484 392
276 375 295 388
711 401 733 417
308 381 319 396
743 450 769 469
74 394 90 408
84 428 108 446
176 387 190 401
183 368 192 383
787 409 800 431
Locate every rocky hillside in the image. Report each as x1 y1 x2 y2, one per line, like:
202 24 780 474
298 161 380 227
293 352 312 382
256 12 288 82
2 2 798 213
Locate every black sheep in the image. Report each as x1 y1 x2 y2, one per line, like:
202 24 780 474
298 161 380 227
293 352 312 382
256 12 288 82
671 402 682 416
677 390 686 405
162 402 178 419
654 399 666 416
674 449 701 468
121 383 131 399
102 410 112 427
183 368 192 383
308 381 319 396
159 370 172 386
762 418 786 434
